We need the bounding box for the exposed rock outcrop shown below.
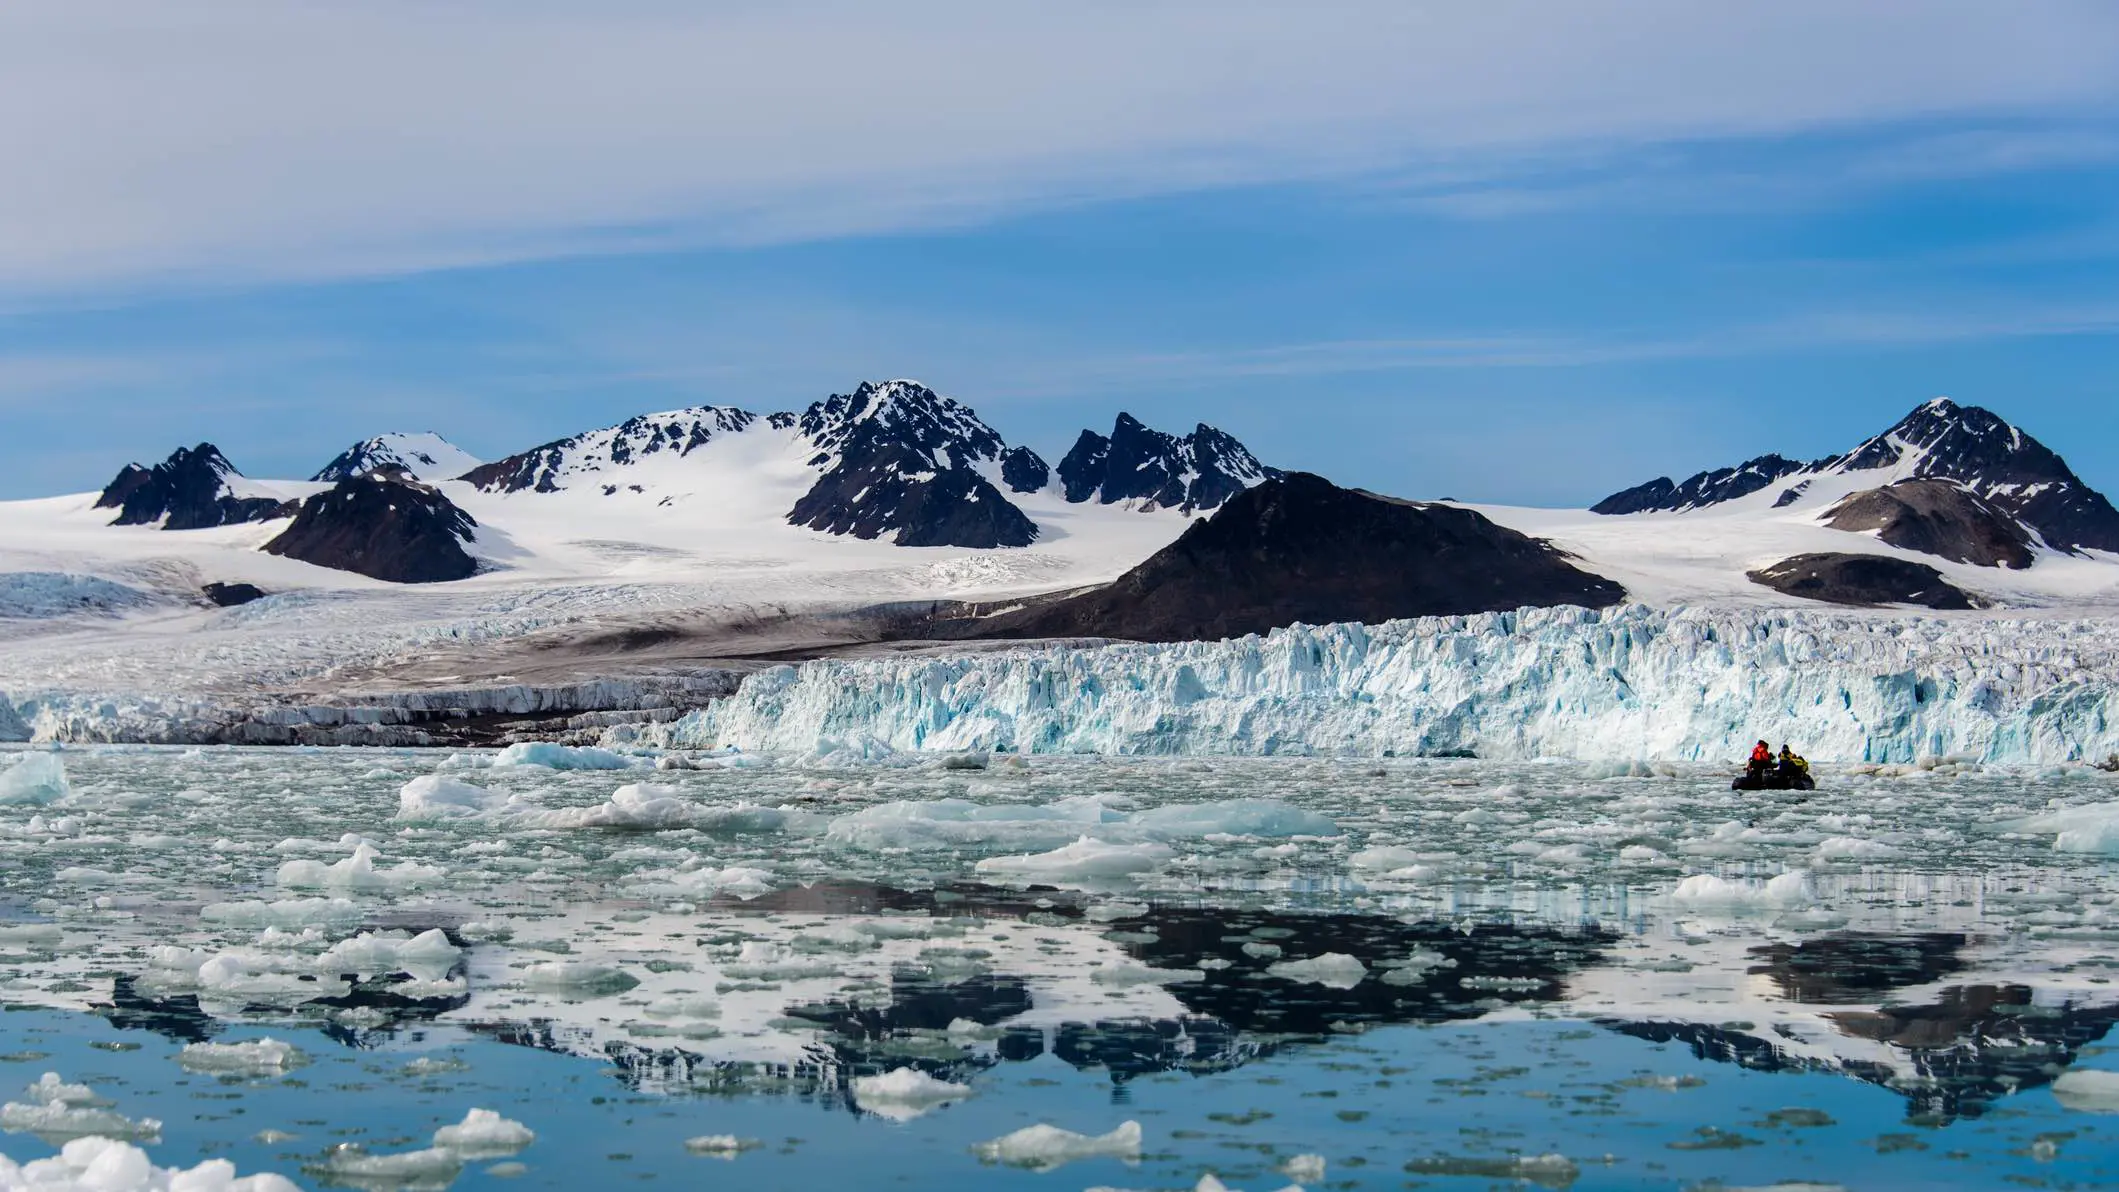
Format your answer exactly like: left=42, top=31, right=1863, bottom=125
left=919, top=472, right=1624, bottom=642
left=1822, top=480, right=2035, bottom=569
left=263, top=476, right=479, bottom=583
left=1747, top=552, right=1975, bottom=610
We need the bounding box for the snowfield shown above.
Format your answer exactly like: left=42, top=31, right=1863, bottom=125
left=645, top=604, right=2119, bottom=764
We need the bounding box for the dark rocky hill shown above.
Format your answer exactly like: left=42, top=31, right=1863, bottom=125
left=263, top=476, right=479, bottom=583
left=1747, top=553, right=1975, bottom=610
left=95, top=444, right=292, bottom=531
left=915, top=473, right=1624, bottom=643
left=1822, top=480, right=2034, bottom=569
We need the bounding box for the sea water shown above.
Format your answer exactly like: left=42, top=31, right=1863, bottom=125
left=1, top=745, right=2116, bottom=1189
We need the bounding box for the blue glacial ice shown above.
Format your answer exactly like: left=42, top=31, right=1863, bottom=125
left=648, top=605, right=2119, bottom=763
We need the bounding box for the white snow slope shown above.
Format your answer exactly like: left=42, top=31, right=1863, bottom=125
left=646, top=604, right=2119, bottom=764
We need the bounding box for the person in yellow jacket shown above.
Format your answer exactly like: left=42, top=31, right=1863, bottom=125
left=1777, top=744, right=1810, bottom=783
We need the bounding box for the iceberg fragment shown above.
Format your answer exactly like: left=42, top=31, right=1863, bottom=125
left=973, top=1121, right=1142, bottom=1171
left=0, top=753, right=67, bottom=806
left=492, top=742, right=636, bottom=770
left=976, top=837, right=1173, bottom=882
left=0, top=1137, right=298, bottom=1192
left=850, top=1068, right=971, bottom=1121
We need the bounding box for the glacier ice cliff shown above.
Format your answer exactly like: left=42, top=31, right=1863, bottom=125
left=646, top=605, right=2119, bottom=764
left=0, top=693, right=27, bottom=743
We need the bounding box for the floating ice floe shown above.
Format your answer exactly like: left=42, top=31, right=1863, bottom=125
left=0, top=754, right=67, bottom=806
left=1266, top=952, right=1368, bottom=989
left=275, top=841, right=443, bottom=891
left=0, top=1137, right=298, bottom=1192
left=850, top=1068, right=972, bottom=1121
left=520, top=961, right=640, bottom=995
left=1281, top=1154, right=1327, bottom=1183
left=2053, top=1068, right=2119, bottom=1113
left=683, top=1135, right=762, bottom=1159
left=972, top=1121, right=1142, bottom=1171
left=2008, top=801, right=2119, bottom=855
left=524, top=783, right=696, bottom=830
left=317, top=929, right=461, bottom=981
left=492, top=742, right=637, bottom=770
left=432, top=1108, right=535, bottom=1158
left=394, top=775, right=522, bottom=820
left=176, top=1038, right=307, bottom=1076
left=826, top=796, right=1333, bottom=853
left=0, top=1073, right=159, bottom=1142
left=1668, top=872, right=1815, bottom=911
left=975, top=838, right=1174, bottom=882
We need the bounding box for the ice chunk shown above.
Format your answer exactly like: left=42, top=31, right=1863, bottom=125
left=2053, top=1068, right=2119, bottom=1113
left=1282, top=1154, right=1327, bottom=1183
left=0, top=1137, right=299, bottom=1192
left=683, top=1135, right=762, bottom=1159
left=1669, top=872, right=1815, bottom=911
left=973, top=1120, right=1142, bottom=1171
left=317, top=929, right=460, bottom=980
left=1349, top=845, right=1423, bottom=871
left=1130, top=799, right=1336, bottom=838
left=1266, top=952, right=1368, bottom=988
left=2009, top=802, right=2119, bottom=855
left=432, top=1108, right=535, bottom=1158
left=176, top=1038, right=307, bottom=1076
left=827, top=797, right=1121, bottom=851
left=526, top=783, right=695, bottom=830
left=850, top=1068, right=972, bottom=1121
left=1814, top=836, right=1898, bottom=862
left=308, top=1145, right=462, bottom=1187
left=521, top=962, right=639, bottom=994
left=275, top=841, right=442, bottom=891
left=975, top=838, right=1173, bottom=881
left=1, top=1073, right=159, bottom=1142
left=493, top=742, right=635, bottom=770
left=395, top=775, right=518, bottom=821
left=0, top=754, right=68, bottom=806
left=200, top=897, right=363, bottom=929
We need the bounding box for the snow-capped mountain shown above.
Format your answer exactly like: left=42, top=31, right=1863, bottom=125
left=313, top=432, right=482, bottom=484
left=464, top=380, right=1048, bottom=548
left=787, top=380, right=1042, bottom=547
left=1594, top=399, right=2119, bottom=554
left=94, top=444, right=293, bottom=531
left=1057, top=414, right=1279, bottom=513
left=462, top=406, right=765, bottom=494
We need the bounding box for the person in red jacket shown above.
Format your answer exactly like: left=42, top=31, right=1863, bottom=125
left=1748, top=740, right=1773, bottom=780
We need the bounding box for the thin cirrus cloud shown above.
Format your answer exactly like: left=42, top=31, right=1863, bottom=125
left=2, top=1, right=2117, bottom=295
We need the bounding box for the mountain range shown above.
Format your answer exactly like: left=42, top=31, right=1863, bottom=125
left=12, top=387, right=2117, bottom=638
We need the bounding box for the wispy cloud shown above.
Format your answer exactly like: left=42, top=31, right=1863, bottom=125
left=2, top=2, right=2117, bottom=296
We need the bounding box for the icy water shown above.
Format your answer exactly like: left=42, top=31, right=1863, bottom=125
left=3, top=746, right=2119, bottom=1190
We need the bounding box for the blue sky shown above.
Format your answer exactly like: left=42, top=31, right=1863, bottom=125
left=3, top=3, right=2119, bottom=506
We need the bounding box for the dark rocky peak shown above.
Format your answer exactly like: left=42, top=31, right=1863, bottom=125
left=313, top=433, right=480, bottom=484
left=264, top=475, right=479, bottom=583
left=94, top=443, right=292, bottom=531
left=1057, top=413, right=1278, bottom=513
left=785, top=381, right=1043, bottom=548
left=463, top=406, right=756, bottom=493
left=795, top=380, right=1011, bottom=473
left=913, top=472, right=1623, bottom=643
left=1590, top=454, right=1805, bottom=516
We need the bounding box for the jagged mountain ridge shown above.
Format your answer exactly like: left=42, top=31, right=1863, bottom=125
left=94, top=444, right=292, bottom=531
left=1594, top=399, right=2119, bottom=554
left=461, top=382, right=1278, bottom=550
left=313, top=433, right=482, bottom=484
left=1058, top=413, right=1280, bottom=513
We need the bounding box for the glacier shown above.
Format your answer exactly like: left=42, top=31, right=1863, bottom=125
left=644, top=604, right=2119, bottom=764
